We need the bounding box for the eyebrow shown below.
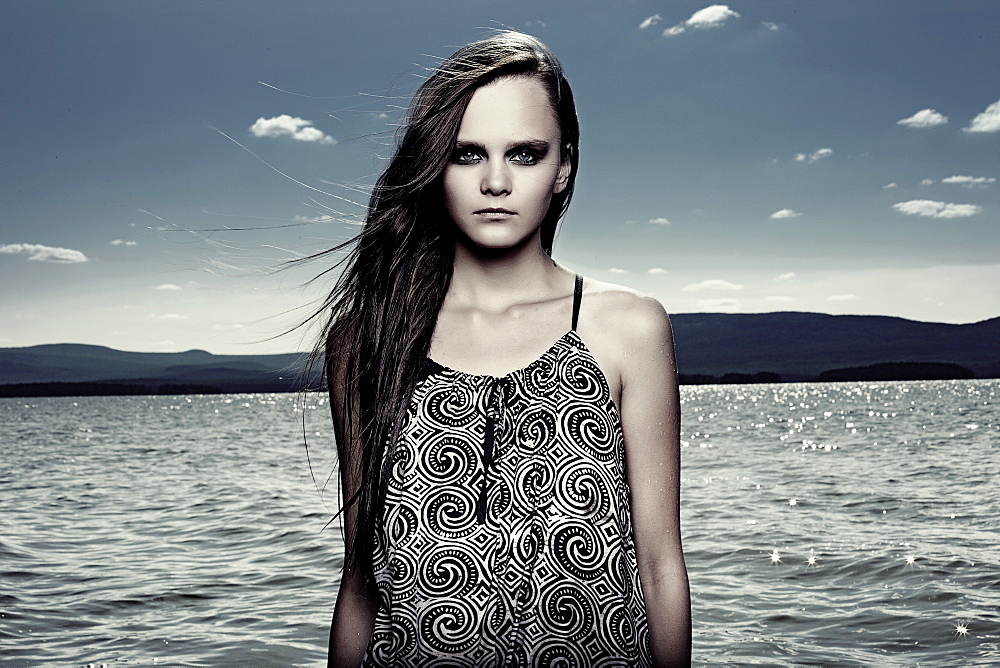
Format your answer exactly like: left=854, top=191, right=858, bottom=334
left=454, top=139, right=552, bottom=153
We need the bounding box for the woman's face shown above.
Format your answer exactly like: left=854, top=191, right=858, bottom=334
left=442, top=76, right=570, bottom=252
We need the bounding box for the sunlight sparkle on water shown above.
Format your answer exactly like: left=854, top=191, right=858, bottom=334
left=806, top=550, right=818, bottom=567
left=769, top=549, right=782, bottom=564
left=954, top=623, right=970, bottom=637
left=905, top=554, right=917, bottom=566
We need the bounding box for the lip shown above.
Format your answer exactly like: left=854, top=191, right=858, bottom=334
left=474, top=207, right=516, bottom=220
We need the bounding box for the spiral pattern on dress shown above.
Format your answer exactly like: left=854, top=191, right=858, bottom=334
left=420, top=598, right=478, bottom=653
left=362, top=329, right=650, bottom=667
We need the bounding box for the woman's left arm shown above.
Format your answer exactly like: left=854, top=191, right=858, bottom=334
left=617, top=295, right=691, bottom=666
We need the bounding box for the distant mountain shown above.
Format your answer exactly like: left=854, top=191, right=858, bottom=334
left=0, top=312, right=997, bottom=396
left=668, top=312, right=999, bottom=381
left=0, top=344, right=310, bottom=390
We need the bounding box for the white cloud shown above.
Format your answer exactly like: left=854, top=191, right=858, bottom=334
left=148, top=340, right=176, bottom=347
left=892, top=199, right=983, bottom=219
left=149, top=313, right=187, bottom=320
left=771, top=209, right=803, bottom=219
left=761, top=21, right=779, bottom=31
left=0, top=243, right=87, bottom=263
left=663, top=4, right=740, bottom=37
left=897, top=108, right=948, bottom=128
left=764, top=295, right=793, bottom=303
left=941, top=175, right=996, bottom=188
left=882, top=182, right=898, bottom=190
left=154, top=283, right=183, bottom=291
left=639, top=14, right=662, bottom=29
left=827, top=294, right=860, bottom=302
left=110, top=239, right=137, bottom=246
left=249, top=115, right=336, bottom=144
left=776, top=272, right=796, bottom=281
left=682, top=279, right=744, bottom=292
left=648, top=217, right=671, bottom=225
left=920, top=178, right=935, bottom=186
left=687, top=4, right=740, bottom=28
left=524, top=19, right=548, bottom=29
left=697, top=298, right=741, bottom=311
left=608, top=267, right=629, bottom=274
left=963, top=99, right=1000, bottom=133
left=648, top=267, right=668, bottom=274
left=211, top=323, right=245, bottom=330
left=794, top=147, right=833, bottom=164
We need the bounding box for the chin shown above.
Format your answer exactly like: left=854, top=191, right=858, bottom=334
left=461, top=230, right=537, bottom=253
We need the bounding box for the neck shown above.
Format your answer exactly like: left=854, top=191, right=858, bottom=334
left=449, top=233, right=565, bottom=309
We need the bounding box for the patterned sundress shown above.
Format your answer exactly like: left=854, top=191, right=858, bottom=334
left=362, top=276, right=650, bottom=666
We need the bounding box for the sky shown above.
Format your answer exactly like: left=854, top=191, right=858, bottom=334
left=2, top=0, right=998, bottom=355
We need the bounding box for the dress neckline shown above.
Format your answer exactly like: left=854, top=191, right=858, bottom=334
left=425, top=329, right=579, bottom=382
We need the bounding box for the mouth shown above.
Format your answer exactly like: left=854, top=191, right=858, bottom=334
left=474, top=207, right=516, bottom=220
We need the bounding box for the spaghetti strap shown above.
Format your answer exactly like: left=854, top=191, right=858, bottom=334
left=571, top=274, right=583, bottom=331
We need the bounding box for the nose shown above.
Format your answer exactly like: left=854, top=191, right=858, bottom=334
left=481, top=160, right=511, bottom=196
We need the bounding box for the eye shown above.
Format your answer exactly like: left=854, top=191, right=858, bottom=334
left=510, top=149, right=541, bottom=166
left=451, top=148, right=482, bottom=165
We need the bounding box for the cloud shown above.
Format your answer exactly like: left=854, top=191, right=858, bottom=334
left=110, top=239, right=137, bottom=246
left=963, top=99, right=1000, bottom=133
left=771, top=209, right=803, bottom=219
left=663, top=4, right=740, bottom=37
left=648, top=217, right=671, bottom=225
left=697, top=298, right=741, bottom=311
left=525, top=19, right=547, bottom=29
left=148, top=313, right=187, bottom=320
left=154, top=283, right=183, bottom=291
left=765, top=295, right=793, bottom=303
left=882, top=183, right=898, bottom=190
left=0, top=243, right=87, bottom=263
left=794, top=147, right=833, bottom=164
left=920, top=178, right=935, bottom=186
left=648, top=267, right=668, bottom=274
left=776, top=272, right=795, bottom=281
left=211, top=323, right=245, bottom=331
left=941, top=175, right=996, bottom=188
left=892, top=199, right=983, bottom=219
left=608, top=267, right=628, bottom=274
left=639, top=14, right=662, bottom=29
left=761, top=21, right=779, bottom=31
left=827, top=294, right=860, bottom=302
left=682, top=279, right=744, bottom=292
left=897, top=108, right=948, bottom=128
left=249, top=115, right=336, bottom=144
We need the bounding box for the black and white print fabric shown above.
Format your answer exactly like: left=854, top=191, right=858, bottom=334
left=362, top=328, right=651, bottom=667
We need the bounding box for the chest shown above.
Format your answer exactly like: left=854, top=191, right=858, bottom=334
left=428, top=304, right=570, bottom=379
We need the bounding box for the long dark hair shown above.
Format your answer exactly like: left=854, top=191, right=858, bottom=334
left=311, top=31, right=580, bottom=591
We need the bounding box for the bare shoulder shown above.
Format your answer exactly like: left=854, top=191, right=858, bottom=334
left=576, top=278, right=676, bottom=393
left=580, top=278, right=673, bottom=347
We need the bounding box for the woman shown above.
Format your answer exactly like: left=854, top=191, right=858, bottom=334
left=323, top=31, right=690, bottom=666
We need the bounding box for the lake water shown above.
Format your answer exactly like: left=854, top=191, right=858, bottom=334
left=2, top=380, right=998, bottom=665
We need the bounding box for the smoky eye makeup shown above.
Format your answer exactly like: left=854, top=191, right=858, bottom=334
left=451, top=143, right=485, bottom=165
left=508, top=141, right=550, bottom=165
left=450, top=140, right=552, bottom=166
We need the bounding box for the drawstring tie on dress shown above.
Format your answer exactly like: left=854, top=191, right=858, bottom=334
left=476, top=377, right=506, bottom=525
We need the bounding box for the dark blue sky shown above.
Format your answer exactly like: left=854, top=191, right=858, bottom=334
left=2, top=1, right=998, bottom=353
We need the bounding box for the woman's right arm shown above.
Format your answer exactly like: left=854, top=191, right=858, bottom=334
left=327, top=345, right=376, bottom=667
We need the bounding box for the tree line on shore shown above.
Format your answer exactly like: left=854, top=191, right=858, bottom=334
left=0, top=361, right=978, bottom=397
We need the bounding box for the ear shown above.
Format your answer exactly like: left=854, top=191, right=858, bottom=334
left=553, top=145, right=572, bottom=194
